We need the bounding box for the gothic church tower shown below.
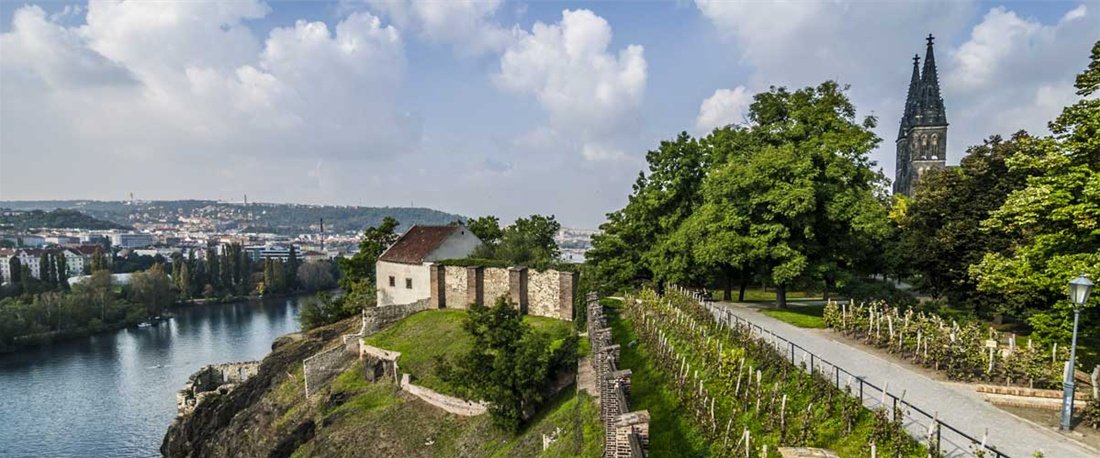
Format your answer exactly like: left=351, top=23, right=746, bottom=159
left=894, top=35, right=948, bottom=196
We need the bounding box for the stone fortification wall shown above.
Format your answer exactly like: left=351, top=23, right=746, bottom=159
left=483, top=267, right=511, bottom=305
left=176, top=361, right=261, bottom=416
left=587, top=293, right=650, bottom=458
left=443, top=266, right=469, bottom=309
left=400, top=373, right=488, bottom=416
left=303, top=345, right=355, bottom=397
left=362, top=299, right=432, bottom=335
left=426, top=264, right=576, bottom=321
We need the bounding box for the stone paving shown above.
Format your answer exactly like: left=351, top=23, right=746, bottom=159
left=713, top=301, right=1096, bottom=458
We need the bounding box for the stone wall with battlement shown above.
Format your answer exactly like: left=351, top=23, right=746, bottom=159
left=587, top=293, right=650, bottom=458
left=428, top=265, right=576, bottom=321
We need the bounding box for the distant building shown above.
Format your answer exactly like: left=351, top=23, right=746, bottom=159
left=111, top=232, right=158, bottom=248
left=244, top=244, right=293, bottom=262
left=45, top=235, right=80, bottom=246
left=375, top=225, right=482, bottom=307
left=894, top=35, right=949, bottom=197
left=0, top=247, right=84, bottom=282
left=302, top=250, right=328, bottom=263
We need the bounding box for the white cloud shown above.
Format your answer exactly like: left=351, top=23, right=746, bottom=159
left=0, top=1, right=415, bottom=200
left=695, top=86, right=752, bottom=133
left=945, top=5, right=1098, bottom=154
left=364, top=0, right=515, bottom=55
left=495, top=9, right=647, bottom=160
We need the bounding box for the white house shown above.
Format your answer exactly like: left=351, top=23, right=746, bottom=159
left=375, top=225, right=482, bottom=307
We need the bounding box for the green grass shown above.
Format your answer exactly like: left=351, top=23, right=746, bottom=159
left=605, top=304, right=711, bottom=457
left=363, top=309, right=574, bottom=396
left=710, top=287, right=818, bottom=303
left=760, top=304, right=826, bottom=328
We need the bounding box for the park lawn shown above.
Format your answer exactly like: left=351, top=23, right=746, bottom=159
left=604, top=300, right=712, bottom=458
left=760, top=304, right=827, bottom=328
left=363, top=308, right=574, bottom=396
left=711, top=287, right=818, bottom=303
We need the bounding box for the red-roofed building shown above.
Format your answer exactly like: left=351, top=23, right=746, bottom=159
left=376, top=224, right=482, bottom=306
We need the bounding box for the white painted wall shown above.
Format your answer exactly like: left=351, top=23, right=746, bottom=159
left=376, top=261, right=432, bottom=307
left=424, top=229, right=483, bottom=262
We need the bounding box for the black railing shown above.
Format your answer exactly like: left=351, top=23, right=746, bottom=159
left=685, top=292, right=1007, bottom=458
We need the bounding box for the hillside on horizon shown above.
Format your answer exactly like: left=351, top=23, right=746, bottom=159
left=0, top=200, right=466, bottom=235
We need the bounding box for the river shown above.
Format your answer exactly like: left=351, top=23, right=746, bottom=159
left=0, top=295, right=306, bottom=458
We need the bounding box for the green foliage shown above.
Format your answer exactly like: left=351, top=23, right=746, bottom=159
left=337, top=217, right=399, bottom=291
left=968, top=41, right=1100, bottom=345
left=0, top=208, right=130, bottom=231
left=589, top=82, right=891, bottom=307
left=439, top=297, right=578, bottom=432
left=495, top=214, right=561, bottom=269
left=298, top=291, right=364, bottom=331
left=128, top=263, right=175, bottom=316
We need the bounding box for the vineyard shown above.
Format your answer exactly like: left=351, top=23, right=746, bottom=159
left=822, top=301, right=1072, bottom=389
left=620, top=289, right=925, bottom=457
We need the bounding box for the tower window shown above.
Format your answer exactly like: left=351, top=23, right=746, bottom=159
left=405, top=278, right=412, bottom=289
left=388, top=276, right=395, bottom=287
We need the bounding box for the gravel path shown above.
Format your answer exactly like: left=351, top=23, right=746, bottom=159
left=708, top=300, right=1095, bottom=458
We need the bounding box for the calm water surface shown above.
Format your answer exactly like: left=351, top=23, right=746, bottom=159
left=0, top=296, right=305, bottom=457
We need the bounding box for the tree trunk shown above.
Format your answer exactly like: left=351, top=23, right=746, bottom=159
left=776, top=284, right=788, bottom=309
left=738, top=273, right=748, bottom=303
left=823, top=272, right=836, bottom=302
left=721, top=264, right=734, bottom=301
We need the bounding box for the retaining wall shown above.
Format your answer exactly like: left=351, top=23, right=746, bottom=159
left=587, top=293, right=650, bottom=458
left=303, top=345, right=355, bottom=397
left=400, top=373, right=488, bottom=416
left=176, top=361, right=260, bottom=416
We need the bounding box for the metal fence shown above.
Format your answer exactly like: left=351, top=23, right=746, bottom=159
left=692, top=295, right=1007, bottom=458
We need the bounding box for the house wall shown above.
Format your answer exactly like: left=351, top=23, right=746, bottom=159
left=424, top=229, right=483, bottom=262
left=376, top=261, right=431, bottom=307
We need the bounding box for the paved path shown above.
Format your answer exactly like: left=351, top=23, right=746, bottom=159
left=708, top=301, right=1094, bottom=458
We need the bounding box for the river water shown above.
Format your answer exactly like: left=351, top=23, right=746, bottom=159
left=0, top=296, right=305, bottom=457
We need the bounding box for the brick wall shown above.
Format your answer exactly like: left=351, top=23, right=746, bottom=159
left=587, top=293, right=650, bottom=458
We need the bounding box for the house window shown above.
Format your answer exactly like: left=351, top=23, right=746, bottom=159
left=405, top=278, right=412, bottom=289
left=388, top=276, right=395, bottom=287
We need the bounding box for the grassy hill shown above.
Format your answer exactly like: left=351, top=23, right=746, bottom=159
left=163, top=313, right=601, bottom=458
left=364, top=309, right=575, bottom=396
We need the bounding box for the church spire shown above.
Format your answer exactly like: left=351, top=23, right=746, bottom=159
left=916, top=34, right=947, bottom=126
left=899, top=54, right=921, bottom=139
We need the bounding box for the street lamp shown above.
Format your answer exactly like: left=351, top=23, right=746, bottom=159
left=1060, top=275, right=1094, bottom=431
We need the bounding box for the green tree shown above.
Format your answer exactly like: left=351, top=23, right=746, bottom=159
left=495, top=214, right=561, bottom=268
left=443, top=297, right=576, bottom=431
left=468, top=216, right=503, bottom=258
left=54, top=252, right=68, bottom=291
left=970, top=41, right=1100, bottom=344
left=8, top=256, right=21, bottom=285
left=178, top=261, right=191, bottom=300
left=900, top=133, right=1040, bottom=315
left=286, top=246, right=300, bottom=290
left=129, top=263, right=175, bottom=316
left=337, top=216, right=400, bottom=291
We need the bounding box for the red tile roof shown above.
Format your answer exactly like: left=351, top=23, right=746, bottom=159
left=378, top=225, right=459, bottom=265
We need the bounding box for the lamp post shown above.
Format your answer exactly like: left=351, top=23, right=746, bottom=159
left=1060, top=275, right=1094, bottom=431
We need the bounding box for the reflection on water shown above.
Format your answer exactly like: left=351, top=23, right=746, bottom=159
left=0, top=296, right=304, bottom=458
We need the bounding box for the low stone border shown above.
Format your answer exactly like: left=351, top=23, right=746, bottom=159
left=400, top=373, right=488, bottom=416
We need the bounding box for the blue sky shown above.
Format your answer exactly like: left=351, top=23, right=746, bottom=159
left=1, top=1, right=1097, bottom=227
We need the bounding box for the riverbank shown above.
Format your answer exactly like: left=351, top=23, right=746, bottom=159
left=0, top=291, right=325, bottom=354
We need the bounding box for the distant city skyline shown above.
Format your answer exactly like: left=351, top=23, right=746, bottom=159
left=1, top=1, right=1097, bottom=227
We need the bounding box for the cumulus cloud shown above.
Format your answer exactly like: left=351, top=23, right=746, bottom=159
left=364, top=0, right=515, bottom=55
left=944, top=5, right=1098, bottom=153
left=1, top=2, right=416, bottom=202
left=495, top=9, right=647, bottom=161
left=695, top=86, right=752, bottom=133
